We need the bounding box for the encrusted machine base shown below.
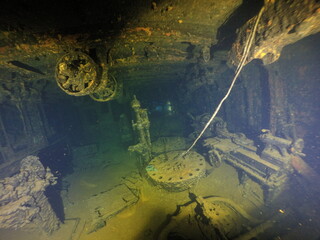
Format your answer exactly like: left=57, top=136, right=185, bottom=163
left=146, top=150, right=206, bottom=191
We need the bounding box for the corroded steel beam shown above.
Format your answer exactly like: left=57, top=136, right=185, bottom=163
left=229, top=0, right=320, bottom=65
left=0, top=0, right=241, bottom=68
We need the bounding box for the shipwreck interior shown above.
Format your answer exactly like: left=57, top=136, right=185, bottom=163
left=0, top=0, right=320, bottom=239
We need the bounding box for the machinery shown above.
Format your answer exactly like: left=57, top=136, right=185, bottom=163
left=203, top=119, right=304, bottom=203
left=156, top=192, right=261, bottom=240
left=55, top=51, right=121, bottom=101
left=146, top=150, right=206, bottom=191
left=128, top=95, right=152, bottom=165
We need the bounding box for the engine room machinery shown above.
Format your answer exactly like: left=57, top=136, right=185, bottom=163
left=203, top=119, right=304, bottom=203
left=55, top=51, right=121, bottom=101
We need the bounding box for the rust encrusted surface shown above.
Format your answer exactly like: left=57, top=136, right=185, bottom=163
left=0, top=0, right=241, bottom=70
left=230, top=0, right=320, bottom=65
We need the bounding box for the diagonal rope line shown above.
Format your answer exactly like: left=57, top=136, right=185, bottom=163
left=182, top=7, right=265, bottom=157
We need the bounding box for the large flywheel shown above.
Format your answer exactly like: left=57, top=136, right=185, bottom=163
left=55, top=52, right=99, bottom=96
left=90, top=72, right=120, bottom=102
left=55, top=51, right=121, bottom=101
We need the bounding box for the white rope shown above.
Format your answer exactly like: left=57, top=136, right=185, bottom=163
left=182, top=7, right=264, bottom=157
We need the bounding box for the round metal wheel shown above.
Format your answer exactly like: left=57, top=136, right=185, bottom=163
left=90, top=73, right=119, bottom=102
left=55, top=52, right=99, bottom=96
left=146, top=150, right=206, bottom=191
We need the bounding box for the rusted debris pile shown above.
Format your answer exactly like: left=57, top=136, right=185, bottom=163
left=0, top=156, right=59, bottom=234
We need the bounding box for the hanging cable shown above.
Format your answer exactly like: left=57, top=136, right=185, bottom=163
left=182, top=6, right=265, bottom=157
